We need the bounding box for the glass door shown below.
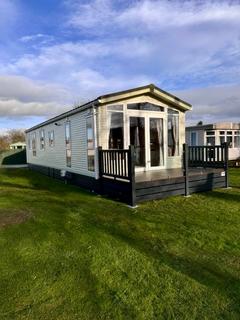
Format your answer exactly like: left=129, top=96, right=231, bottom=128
left=129, top=117, right=146, bottom=168
left=149, top=118, right=164, bottom=168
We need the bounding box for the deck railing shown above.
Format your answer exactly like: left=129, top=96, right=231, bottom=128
left=183, top=143, right=229, bottom=196
left=187, top=143, right=228, bottom=168
left=98, top=146, right=135, bottom=181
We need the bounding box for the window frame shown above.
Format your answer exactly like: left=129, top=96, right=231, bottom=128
left=86, top=116, right=95, bottom=172
left=48, top=130, right=55, bottom=147
left=190, top=131, right=198, bottom=146
left=167, top=108, right=179, bottom=157
left=205, top=130, right=216, bottom=146
left=32, top=132, right=37, bottom=156
left=65, top=121, right=72, bottom=167
left=39, top=129, right=45, bottom=150
left=107, top=106, right=124, bottom=150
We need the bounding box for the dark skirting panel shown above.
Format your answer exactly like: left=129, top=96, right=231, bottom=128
left=135, top=171, right=226, bottom=203
left=28, top=163, right=101, bottom=193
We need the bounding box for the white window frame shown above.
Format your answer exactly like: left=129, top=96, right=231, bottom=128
left=39, top=129, right=45, bottom=150
left=190, top=131, right=198, bottom=146
left=86, top=115, right=95, bottom=172
left=65, top=121, right=71, bottom=167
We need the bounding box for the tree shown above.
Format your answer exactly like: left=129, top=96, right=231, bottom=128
left=0, top=135, right=10, bottom=151
left=0, top=129, right=26, bottom=151
left=7, top=129, right=25, bottom=144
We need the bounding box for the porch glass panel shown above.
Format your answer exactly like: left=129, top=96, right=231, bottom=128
left=108, top=112, right=124, bottom=149
left=150, top=118, right=164, bottom=166
left=130, top=117, right=145, bottom=167
left=127, top=103, right=164, bottom=112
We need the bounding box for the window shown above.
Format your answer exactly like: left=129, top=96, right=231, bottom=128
left=32, top=132, right=36, bottom=156
left=227, top=136, right=233, bottom=147
left=168, top=109, right=179, bottom=156
left=28, top=135, right=31, bottom=149
left=206, top=137, right=215, bottom=146
left=39, top=129, right=45, bottom=150
left=234, top=131, right=240, bottom=148
left=65, top=122, right=71, bottom=167
left=220, top=136, right=225, bottom=145
left=86, top=117, right=95, bottom=171
left=226, top=131, right=233, bottom=147
left=108, top=112, right=124, bottom=149
left=190, top=132, right=197, bottom=146
left=48, top=130, right=54, bottom=147
left=127, top=102, right=164, bottom=112
left=107, top=105, right=123, bottom=111
left=206, top=130, right=215, bottom=146
left=206, top=131, right=215, bottom=136
left=219, top=130, right=237, bottom=148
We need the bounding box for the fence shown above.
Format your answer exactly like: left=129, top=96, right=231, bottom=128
left=188, top=144, right=227, bottom=168
left=183, top=143, right=228, bottom=196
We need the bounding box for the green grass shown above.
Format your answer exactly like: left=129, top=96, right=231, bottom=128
left=0, top=168, right=239, bottom=319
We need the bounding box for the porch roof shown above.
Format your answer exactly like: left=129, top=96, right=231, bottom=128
left=98, top=84, right=192, bottom=111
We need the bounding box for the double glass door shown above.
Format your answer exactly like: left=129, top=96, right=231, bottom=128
left=129, top=114, right=164, bottom=171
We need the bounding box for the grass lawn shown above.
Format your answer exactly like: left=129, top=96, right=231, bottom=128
left=0, top=168, right=239, bottom=319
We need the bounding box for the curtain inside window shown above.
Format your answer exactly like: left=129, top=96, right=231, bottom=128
left=157, top=119, right=164, bottom=166
left=168, top=110, right=179, bottom=157
left=108, top=112, right=124, bottom=149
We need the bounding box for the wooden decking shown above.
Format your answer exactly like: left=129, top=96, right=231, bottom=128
left=135, top=167, right=224, bottom=183
left=98, top=144, right=228, bottom=206
left=135, top=167, right=226, bottom=203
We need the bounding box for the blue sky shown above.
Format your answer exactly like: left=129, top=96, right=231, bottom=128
left=0, top=0, right=240, bottom=131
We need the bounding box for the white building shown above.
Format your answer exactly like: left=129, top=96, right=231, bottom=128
left=9, top=142, right=26, bottom=150
left=186, top=122, right=240, bottom=160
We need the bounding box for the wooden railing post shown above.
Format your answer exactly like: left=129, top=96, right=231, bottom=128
left=223, top=142, right=229, bottom=188
left=183, top=143, right=189, bottom=196
left=128, top=145, right=136, bottom=207
left=98, top=146, right=103, bottom=178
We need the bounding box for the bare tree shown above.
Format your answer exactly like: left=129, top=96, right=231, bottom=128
left=7, top=129, right=26, bottom=144
left=0, top=135, right=10, bottom=151
left=0, top=129, right=26, bottom=151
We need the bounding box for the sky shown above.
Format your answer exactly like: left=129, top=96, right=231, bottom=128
left=0, top=0, right=240, bottom=131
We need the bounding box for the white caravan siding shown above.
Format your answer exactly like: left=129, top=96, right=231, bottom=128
left=27, top=108, right=95, bottom=178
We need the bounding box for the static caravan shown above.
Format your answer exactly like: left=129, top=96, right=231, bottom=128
left=186, top=123, right=240, bottom=160
left=9, top=142, right=26, bottom=150
left=26, top=84, right=228, bottom=206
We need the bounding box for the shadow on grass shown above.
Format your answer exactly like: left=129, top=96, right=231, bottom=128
left=1, top=168, right=240, bottom=316
left=205, top=190, right=240, bottom=203
left=80, top=211, right=240, bottom=316
left=0, top=168, right=97, bottom=200
left=0, top=227, right=137, bottom=319
left=0, top=181, right=36, bottom=191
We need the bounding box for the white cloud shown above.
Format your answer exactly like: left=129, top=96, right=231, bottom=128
left=117, top=1, right=240, bottom=30
left=64, top=0, right=240, bottom=87
left=67, top=0, right=240, bottom=32
left=0, top=75, right=73, bottom=118
left=175, top=85, right=240, bottom=125
left=70, top=68, right=152, bottom=97
left=0, top=75, right=72, bottom=103
left=0, top=99, right=66, bottom=117
left=19, top=34, right=54, bottom=45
